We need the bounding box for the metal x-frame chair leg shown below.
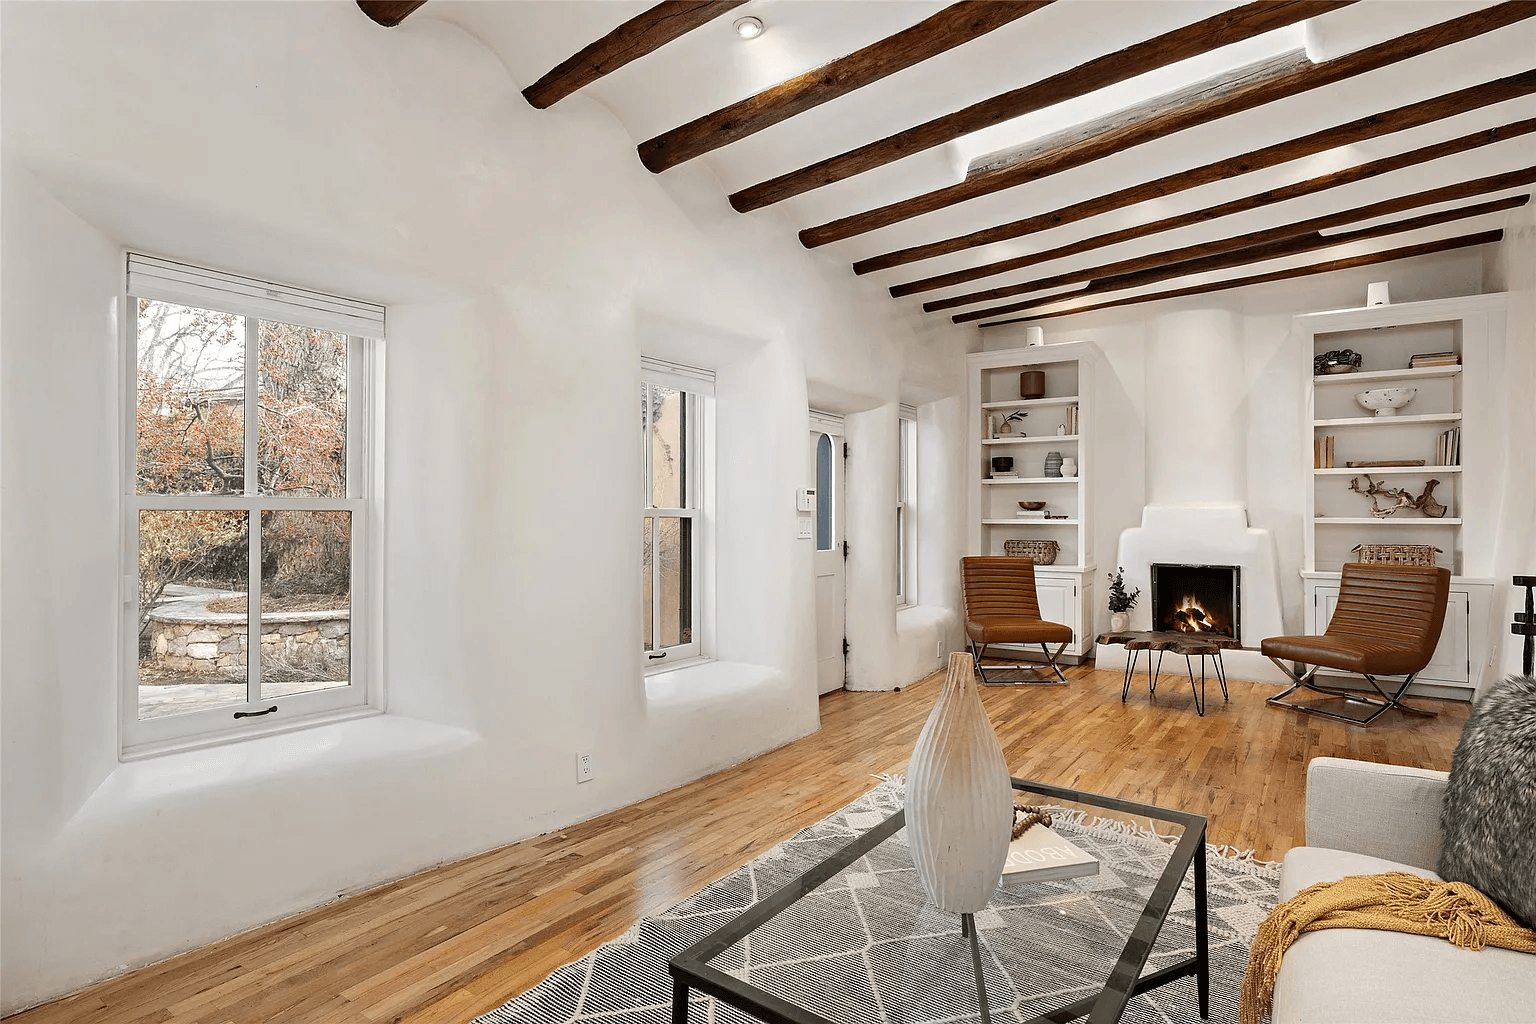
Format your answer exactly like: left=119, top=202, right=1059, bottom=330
left=970, top=638, right=1069, bottom=685
left=1266, top=658, right=1438, bottom=726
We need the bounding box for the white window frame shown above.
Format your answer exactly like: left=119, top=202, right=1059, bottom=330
left=120, top=254, right=384, bottom=759
left=897, top=407, right=918, bottom=608
left=641, top=358, right=712, bottom=669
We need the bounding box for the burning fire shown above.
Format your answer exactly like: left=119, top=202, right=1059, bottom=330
left=1169, top=594, right=1228, bottom=635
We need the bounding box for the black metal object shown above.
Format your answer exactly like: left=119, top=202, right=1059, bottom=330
left=1150, top=563, right=1240, bottom=642
left=1513, top=575, right=1535, bottom=677
left=1118, top=646, right=1229, bottom=717
left=1264, top=660, right=1437, bottom=726
left=669, top=778, right=1210, bottom=1024
left=233, top=705, right=278, bottom=719
left=969, top=637, right=1070, bottom=685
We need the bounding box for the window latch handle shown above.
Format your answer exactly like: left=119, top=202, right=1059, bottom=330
left=648, top=652, right=667, bottom=660
left=234, top=705, right=279, bottom=719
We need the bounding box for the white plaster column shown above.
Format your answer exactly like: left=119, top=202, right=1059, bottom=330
left=1145, top=309, right=1245, bottom=505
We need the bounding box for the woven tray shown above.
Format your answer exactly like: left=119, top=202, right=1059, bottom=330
left=1352, top=543, right=1440, bottom=566
left=1003, top=539, right=1059, bottom=565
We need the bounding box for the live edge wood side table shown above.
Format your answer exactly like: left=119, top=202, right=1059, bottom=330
left=1097, top=631, right=1239, bottom=716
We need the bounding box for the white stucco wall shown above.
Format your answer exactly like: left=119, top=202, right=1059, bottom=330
left=0, top=3, right=966, bottom=1011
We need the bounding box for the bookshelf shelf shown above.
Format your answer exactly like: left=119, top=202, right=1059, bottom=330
left=982, top=477, right=1079, bottom=484
left=1313, top=366, right=1461, bottom=385
left=982, top=518, right=1081, bottom=526
left=1313, top=517, right=1463, bottom=525
left=1313, top=466, right=1461, bottom=475
left=980, top=395, right=1081, bottom=410
left=1313, top=413, right=1463, bottom=427
left=983, top=435, right=1080, bottom=445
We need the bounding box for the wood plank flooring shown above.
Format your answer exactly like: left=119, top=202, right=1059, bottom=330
left=6, top=666, right=1469, bottom=1024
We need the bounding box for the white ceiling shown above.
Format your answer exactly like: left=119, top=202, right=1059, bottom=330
left=428, top=0, right=1536, bottom=327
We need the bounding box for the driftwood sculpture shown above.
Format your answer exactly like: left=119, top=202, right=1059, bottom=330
left=1348, top=475, right=1446, bottom=518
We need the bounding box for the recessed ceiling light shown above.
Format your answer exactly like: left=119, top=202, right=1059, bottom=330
left=733, top=16, right=764, bottom=39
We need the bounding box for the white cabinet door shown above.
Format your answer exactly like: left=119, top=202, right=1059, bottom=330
left=1314, top=587, right=1470, bottom=684
left=1034, top=574, right=1082, bottom=654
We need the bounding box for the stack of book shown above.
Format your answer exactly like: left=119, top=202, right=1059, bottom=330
left=1015, top=508, right=1047, bottom=519
left=1437, top=427, right=1460, bottom=466
left=1064, top=404, right=1079, bottom=435
left=1001, top=823, right=1099, bottom=885
left=1314, top=435, right=1336, bottom=468
left=1410, top=351, right=1460, bottom=369
left=992, top=471, right=1018, bottom=479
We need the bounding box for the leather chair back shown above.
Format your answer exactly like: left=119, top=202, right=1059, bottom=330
left=1327, top=563, right=1451, bottom=663
left=961, top=556, right=1043, bottom=622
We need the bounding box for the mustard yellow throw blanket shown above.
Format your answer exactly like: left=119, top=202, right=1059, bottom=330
left=1240, top=872, right=1536, bottom=1024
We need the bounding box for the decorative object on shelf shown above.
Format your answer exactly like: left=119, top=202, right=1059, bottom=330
left=1349, top=474, right=1447, bottom=518
left=1314, top=349, right=1362, bottom=375
left=1107, top=566, right=1140, bottom=634
left=1056, top=424, right=1066, bottom=436
left=1060, top=457, right=1078, bottom=478
left=1003, top=539, right=1059, bottom=564
left=1354, top=387, right=1417, bottom=416
left=1024, top=326, right=1045, bottom=346
left=1044, top=451, right=1064, bottom=477
left=1346, top=459, right=1426, bottom=468
left=1019, top=370, right=1046, bottom=400
left=1018, top=501, right=1046, bottom=511
left=996, top=410, right=1027, bottom=436
left=991, top=456, right=1014, bottom=475
left=1366, top=281, right=1391, bottom=307
left=1353, top=543, right=1441, bottom=567
left=905, top=651, right=1013, bottom=914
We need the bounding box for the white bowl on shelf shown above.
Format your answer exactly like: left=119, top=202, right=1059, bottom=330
left=1354, top=387, right=1417, bottom=416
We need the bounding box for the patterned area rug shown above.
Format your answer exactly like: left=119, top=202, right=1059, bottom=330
left=477, top=781, right=1278, bottom=1024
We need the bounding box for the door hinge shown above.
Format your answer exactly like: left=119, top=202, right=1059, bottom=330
left=842, top=637, right=849, bottom=659
left=842, top=539, right=849, bottom=560
left=842, top=442, right=849, bottom=459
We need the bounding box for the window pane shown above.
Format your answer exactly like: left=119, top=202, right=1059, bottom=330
left=647, top=384, right=684, bottom=508
left=259, top=510, right=351, bottom=698
left=136, top=299, right=244, bottom=494
left=258, top=321, right=347, bottom=497
left=657, top=516, right=692, bottom=650
left=816, top=434, right=833, bottom=551
left=642, top=517, right=654, bottom=651
left=138, top=510, right=249, bottom=719
left=897, top=506, right=905, bottom=599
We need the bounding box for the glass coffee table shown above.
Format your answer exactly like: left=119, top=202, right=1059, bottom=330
left=669, top=778, right=1209, bottom=1024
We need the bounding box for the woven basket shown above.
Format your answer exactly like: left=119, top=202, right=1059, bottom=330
left=1352, top=543, right=1440, bottom=567
left=1003, top=539, right=1059, bottom=565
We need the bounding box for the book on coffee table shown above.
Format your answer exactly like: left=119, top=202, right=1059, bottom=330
left=1001, top=823, right=1099, bottom=885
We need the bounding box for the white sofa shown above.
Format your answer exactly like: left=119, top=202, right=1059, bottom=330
left=1273, top=757, right=1536, bottom=1023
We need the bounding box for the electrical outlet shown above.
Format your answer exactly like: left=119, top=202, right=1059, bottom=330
left=576, top=751, right=594, bottom=783
left=797, top=516, right=813, bottom=540
left=937, top=640, right=945, bottom=660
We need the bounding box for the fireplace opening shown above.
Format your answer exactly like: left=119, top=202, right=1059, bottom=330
left=1151, top=563, right=1240, bottom=641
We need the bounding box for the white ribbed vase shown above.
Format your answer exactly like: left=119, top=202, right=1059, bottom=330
left=905, top=652, right=1014, bottom=914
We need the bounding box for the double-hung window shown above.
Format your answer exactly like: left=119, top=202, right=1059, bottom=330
left=641, top=357, right=711, bottom=666
left=897, top=407, right=918, bottom=607
left=123, top=254, right=382, bottom=756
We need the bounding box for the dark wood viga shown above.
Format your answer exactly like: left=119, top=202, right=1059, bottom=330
left=1261, top=562, right=1452, bottom=725
left=960, top=556, right=1073, bottom=685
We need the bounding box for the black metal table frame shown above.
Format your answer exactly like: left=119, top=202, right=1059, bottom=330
left=669, top=779, right=1209, bottom=1024
left=1119, top=646, right=1231, bottom=716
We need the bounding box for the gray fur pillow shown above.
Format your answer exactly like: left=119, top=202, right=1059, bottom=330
left=1437, top=674, right=1536, bottom=928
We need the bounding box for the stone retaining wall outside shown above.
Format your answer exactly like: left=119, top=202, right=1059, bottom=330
left=147, top=608, right=349, bottom=679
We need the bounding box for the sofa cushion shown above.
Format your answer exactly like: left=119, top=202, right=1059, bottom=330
left=1273, top=847, right=1536, bottom=1024
left=1438, top=673, right=1536, bottom=929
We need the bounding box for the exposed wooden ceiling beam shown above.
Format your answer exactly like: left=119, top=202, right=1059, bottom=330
left=853, top=70, right=1536, bottom=276
left=637, top=2, right=1051, bottom=173
left=356, top=1, right=427, bottom=27
left=803, top=2, right=1536, bottom=248
left=891, top=118, right=1536, bottom=297
left=523, top=2, right=747, bottom=110
left=931, top=168, right=1536, bottom=314
left=954, top=193, right=1528, bottom=322
left=977, top=230, right=1503, bottom=328
left=727, top=0, right=1351, bottom=212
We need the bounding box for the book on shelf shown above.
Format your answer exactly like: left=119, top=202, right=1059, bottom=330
left=1001, top=823, right=1099, bottom=885
left=1437, top=426, right=1460, bottom=466
left=992, top=472, right=1018, bottom=479
left=1064, top=404, right=1078, bottom=435
left=1410, top=351, right=1460, bottom=368
left=1314, top=436, right=1335, bottom=469
left=1015, top=511, right=1046, bottom=519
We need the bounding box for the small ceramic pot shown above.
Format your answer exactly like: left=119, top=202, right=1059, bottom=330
left=1019, top=370, right=1046, bottom=400
left=1109, top=611, right=1130, bottom=633
left=1060, top=457, right=1077, bottom=478
left=991, top=456, right=1014, bottom=474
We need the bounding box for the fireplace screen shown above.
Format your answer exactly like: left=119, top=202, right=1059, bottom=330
left=1151, top=564, right=1240, bottom=641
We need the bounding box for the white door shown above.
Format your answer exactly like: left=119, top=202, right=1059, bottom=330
left=811, top=431, right=846, bottom=694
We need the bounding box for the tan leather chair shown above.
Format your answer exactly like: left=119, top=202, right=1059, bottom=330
left=961, top=556, right=1074, bottom=685
left=1261, top=562, right=1451, bottom=725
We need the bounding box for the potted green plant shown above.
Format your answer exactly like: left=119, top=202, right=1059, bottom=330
left=1107, top=567, right=1140, bottom=633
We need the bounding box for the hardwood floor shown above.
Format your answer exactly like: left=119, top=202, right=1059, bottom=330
left=6, top=665, right=1469, bottom=1024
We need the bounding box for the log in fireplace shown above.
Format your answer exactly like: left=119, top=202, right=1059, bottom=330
left=1151, top=563, right=1240, bottom=641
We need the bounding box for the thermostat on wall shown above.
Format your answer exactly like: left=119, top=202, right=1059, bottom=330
left=797, top=488, right=817, bottom=513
